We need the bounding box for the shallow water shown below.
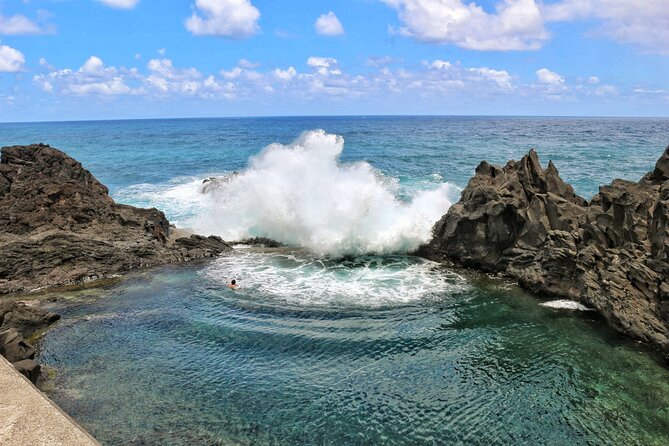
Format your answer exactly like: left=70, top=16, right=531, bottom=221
left=38, top=252, right=669, bottom=446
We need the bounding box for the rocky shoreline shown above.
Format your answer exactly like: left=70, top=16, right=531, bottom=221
left=420, top=145, right=669, bottom=358
left=0, top=144, right=233, bottom=380
left=0, top=144, right=233, bottom=295
left=2, top=142, right=669, bottom=381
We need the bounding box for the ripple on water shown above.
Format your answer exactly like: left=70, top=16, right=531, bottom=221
left=37, top=260, right=669, bottom=446
left=199, top=248, right=470, bottom=307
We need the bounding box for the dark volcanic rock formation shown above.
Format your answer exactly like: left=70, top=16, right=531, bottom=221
left=422, top=147, right=669, bottom=353
left=0, top=301, right=59, bottom=383
left=0, top=144, right=232, bottom=294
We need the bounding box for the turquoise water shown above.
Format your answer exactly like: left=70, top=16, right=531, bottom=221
left=2, top=116, right=668, bottom=198
left=38, top=258, right=669, bottom=445
left=2, top=117, right=669, bottom=444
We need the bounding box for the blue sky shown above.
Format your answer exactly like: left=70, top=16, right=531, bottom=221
left=0, top=0, right=667, bottom=121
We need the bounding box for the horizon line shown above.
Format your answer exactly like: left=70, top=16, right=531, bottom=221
left=2, top=113, right=669, bottom=126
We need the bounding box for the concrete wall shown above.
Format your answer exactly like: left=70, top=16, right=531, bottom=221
left=0, top=355, right=99, bottom=445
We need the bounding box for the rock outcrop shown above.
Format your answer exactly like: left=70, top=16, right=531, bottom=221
left=421, top=147, right=669, bottom=354
left=0, top=301, right=60, bottom=383
left=0, top=144, right=232, bottom=294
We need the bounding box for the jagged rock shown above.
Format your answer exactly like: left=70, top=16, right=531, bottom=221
left=0, top=328, right=35, bottom=363
left=421, top=146, right=669, bottom=353
left=0, top=300, right=60, bottom=338
left=12, top=359, right=41, bottom=384
left=175, top=234, right=231, bottom=251
left=199, top=173, right=239, bottom=194
left=0, top=301, right=60, bottom=383
left=0, top=144, right=232, bottom=294
left=236, top=237, right=284, bottom=247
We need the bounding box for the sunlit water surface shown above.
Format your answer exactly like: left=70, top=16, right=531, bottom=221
left=38, top=250, right=669, bottom=445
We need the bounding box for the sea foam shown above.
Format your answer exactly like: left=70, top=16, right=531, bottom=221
left=540, top=300, right=593, bottom=311
left=194, top=130, right=454, bottom=256
left=202, top=250, right=469, bottom=307
left=116, top=130, right=455, bottom=256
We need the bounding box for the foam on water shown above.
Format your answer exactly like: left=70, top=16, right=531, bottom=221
left=540, top=300, right=593, bottom=311
left=201, top=249, right=469, bottom=306
left=115, top=177, right=212, bottom=228
left=196, top=130, right=455, bottom=255
left=117, top=130, right=456, bottom=256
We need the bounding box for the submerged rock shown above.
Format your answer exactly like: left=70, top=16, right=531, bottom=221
left=421, top=146, right=669, bottom=354
left=0, top=144, right=233, bottom=294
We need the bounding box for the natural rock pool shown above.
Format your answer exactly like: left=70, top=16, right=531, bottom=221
left=38, top=249, right=669, bottom=445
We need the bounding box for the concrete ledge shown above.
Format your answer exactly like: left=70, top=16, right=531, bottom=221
left=0, top=355, right=99, bottom=445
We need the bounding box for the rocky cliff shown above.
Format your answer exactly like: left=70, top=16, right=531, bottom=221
left=421, top=146, right=669, bottom=354
left=0, top=144, right=232, bottom=294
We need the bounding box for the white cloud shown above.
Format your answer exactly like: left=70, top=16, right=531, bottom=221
left=39, top=57, right=56, bottom=70
left=220, top=66, right=242, bottom=79
left=381, top=0, right=669, bottom=55
left=238, top=58, right=260, bottom=68
left=186, top=0, right=260, bottom=38
left=633, top=88, right=667, bottom=95
left=468, top=67, right=513, bottom=89
left=315, top=11, right=345, bottom=36
left=97, top=0, right=139, bottom=9
left=366, top=56, right=394, bottom=67
left=31, top=55, right=637, bottom=108
left=146, top=58, right=237, bottom=98
left=307, top=57, right=341, bottom=76
left=382, top=0, right=549, bottom=51
left=411, top=59, right=516, bottom=94
left=0, top=13, right=49, bottom=35
left=429, top=60, right=452, bottom=70
left=593, top=84, right=617, bottom=96
left=536, top=68, right=564, bottom=85
left=0, top=44, right=25, bottom=72
left=273, top=66, right=297, bottom=81
left=543, top=0, right=669, bottom=55
left=82, top=56, right=105, bottom=73
left=587, top=76, right=600, bottom=84
left=33, top=56, right=139, bottom=95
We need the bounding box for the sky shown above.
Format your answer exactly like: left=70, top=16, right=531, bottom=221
left=0, top=0, right=668, bottom=121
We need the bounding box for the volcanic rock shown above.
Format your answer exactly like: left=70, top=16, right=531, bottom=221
left=0, top=144, right=232, bottom=294
left=0, top=300, right=60, bottom=338
left=0, top=328, right=35, bottom=363
left=12, top=358, right=41, bottom=384
left=421, top=147, right=669, bottom=353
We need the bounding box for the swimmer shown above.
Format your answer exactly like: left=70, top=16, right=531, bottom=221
left=228, top=279, right=237, bottom=290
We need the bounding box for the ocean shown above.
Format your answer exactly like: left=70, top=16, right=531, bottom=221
left=2, top=116, right=669, bottom=445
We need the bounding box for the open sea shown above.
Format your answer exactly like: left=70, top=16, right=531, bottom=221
left=2, top=116, right=669, bottom=445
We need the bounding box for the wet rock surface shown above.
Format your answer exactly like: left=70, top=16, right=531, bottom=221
left=0, top=301, right=58, bottom=383
left=421, top=146, right=669, bottom=354
left=0, top=144, right=232, bottom=294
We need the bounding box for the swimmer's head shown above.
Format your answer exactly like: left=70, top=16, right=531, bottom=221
left=231, top=279, right=236, bottom=285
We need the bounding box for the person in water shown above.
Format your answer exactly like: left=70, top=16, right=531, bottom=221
left=228, top=279, right=237, bottom=290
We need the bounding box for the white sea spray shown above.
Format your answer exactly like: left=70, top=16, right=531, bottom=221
left=194, top=130, right=454, bottom=256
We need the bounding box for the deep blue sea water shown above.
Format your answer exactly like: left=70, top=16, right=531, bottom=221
left=2, top=116, right=669, bottom=445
